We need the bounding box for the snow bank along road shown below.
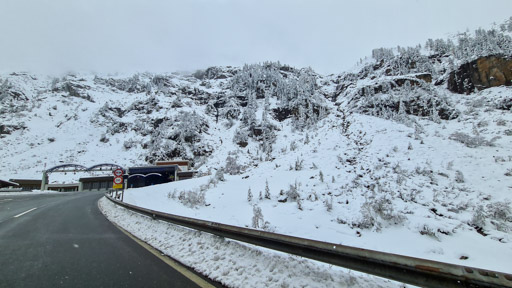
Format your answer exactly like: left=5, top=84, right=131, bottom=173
left=0, top=191, right=218, bottom=288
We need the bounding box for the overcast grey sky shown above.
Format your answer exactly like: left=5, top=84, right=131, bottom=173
left=1, top=0, right=511, bottom=75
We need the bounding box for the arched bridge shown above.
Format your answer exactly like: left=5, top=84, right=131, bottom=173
left=42, top=163, right=125, bottom=190
left=45, top=163, right=125, bottom=173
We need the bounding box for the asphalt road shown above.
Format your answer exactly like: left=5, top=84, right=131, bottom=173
left=0, top=192, right=206, bottom=288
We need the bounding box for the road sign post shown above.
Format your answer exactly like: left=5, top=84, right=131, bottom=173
left=112, top=169, right=124, bottom=201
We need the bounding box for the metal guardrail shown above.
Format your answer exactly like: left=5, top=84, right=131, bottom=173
left=105, top=195, right=512, bottom=288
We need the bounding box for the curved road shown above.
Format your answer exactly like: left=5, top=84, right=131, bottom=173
left=0, top=191, right=213, bottom=288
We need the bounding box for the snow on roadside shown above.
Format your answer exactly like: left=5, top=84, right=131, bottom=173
left=0, top=190, right=62, bottom=196
left=98, top=197, right=409, bottom=288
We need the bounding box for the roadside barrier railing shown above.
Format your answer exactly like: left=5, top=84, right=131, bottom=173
left=105, top=195, right=512, bottom=288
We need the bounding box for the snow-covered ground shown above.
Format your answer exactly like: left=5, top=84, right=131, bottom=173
left=98, top=197, right=409, bottom=288
left=0, top=190, right=61, bottom=196
left=117, top=103, right=512, bottom=274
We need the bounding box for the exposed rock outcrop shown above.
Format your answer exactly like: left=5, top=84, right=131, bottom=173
left=448, top=56, right=512, bottom=94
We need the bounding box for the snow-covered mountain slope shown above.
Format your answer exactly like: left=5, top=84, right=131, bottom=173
left=120, top=86, right=512, bottom=272
left=1, top=21, right=511, bottom=273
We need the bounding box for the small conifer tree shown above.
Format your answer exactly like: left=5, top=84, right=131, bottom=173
left=264, top=180, right=271, bottom=199
left=247, top=187, right=253, bottom=202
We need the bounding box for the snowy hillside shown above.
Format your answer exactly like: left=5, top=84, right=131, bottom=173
left=1, top=18, right=512, bottom=274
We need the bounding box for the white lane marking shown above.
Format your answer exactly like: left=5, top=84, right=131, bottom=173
left=0, top=199, right=13, bottom=203
left=13, top=207, right=38, bottom=218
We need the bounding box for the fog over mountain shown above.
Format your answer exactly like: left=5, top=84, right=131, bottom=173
left=1, top=0, right=511, bottom=75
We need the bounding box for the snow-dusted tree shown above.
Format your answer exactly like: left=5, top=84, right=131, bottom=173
left=145, top=111, right=210, bottom=162
left=252, top=205, right=264, bottom=228
left=247, top=187, right=253, bottom=202
left=229, top=62, right=328, bottom=129
left=0, top=79, right=11, bottom=101
left=205, top=92, right=241, bottom=124
left=372, top=48, right=394, bottom=62
left=264, top=180, right=271, bottom=199
left=240, top=91, right=257, bottom=128
left=225, top=155, right=244, bottom=175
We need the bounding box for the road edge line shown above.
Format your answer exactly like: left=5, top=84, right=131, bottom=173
left=98, top=200, right=217, bottom=288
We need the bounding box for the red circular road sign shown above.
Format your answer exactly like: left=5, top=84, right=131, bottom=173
left=113, top=176, right=123, bottom=185
left=113, top=168, right=123, bottom=177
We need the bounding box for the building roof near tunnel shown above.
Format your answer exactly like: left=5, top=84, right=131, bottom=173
left=0, top=179, right=20, bottom=187
left=128, top=165, right=180, bottom=175
left=8, top=179, right=41, bottom=185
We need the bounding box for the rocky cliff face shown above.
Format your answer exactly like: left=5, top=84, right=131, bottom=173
left=448, top=55, right=512, bottom=94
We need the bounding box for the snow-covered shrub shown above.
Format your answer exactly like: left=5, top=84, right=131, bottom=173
left=356, top=81, right=458, bottom=121
left=99, top=133, right=109, bottom=143
left=455, top=170, right=465, bottom=183
left=297, top=197, right=303, bottom=210
left=417, top=223, right=452, bottom=239
left=371, top=195, right=405, bottom=224
left=281, top=182, right=300, bottom=202
left=471, top=205, right=486, bottom=228
left=251, top=205, right=274, bottom=231
left=324, top=196, right=333, bottom=212
left=355, top=195, right=405, bottom=230
left=233, top=128, right=249, bottom=147
left=169, top=111, right=209, bottom=144
left=294, top=157, right=304, bottom=171
left=178, top=189, right=206, bottom=208
left=486, top=201, right=512, bottom=231
left=496, top=97, right=512, bottom=111
left=252, top=205, right=264, bottom=228
left=471, top=201, right=512, bottom=232
left=449, top=132, right=499, bottom=148
left=214, top=168, right=225, bottom=182
left=94, top=74, right=151, bottom=93
left=496, top=118, right=507, bottom=126
left=123, top=139, right=136, bottom=150
left=289, top=140, right=298, bottom=151
left=225, top=155, right=244, bottom=175
left=446, top=161, right=454, bottom=170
